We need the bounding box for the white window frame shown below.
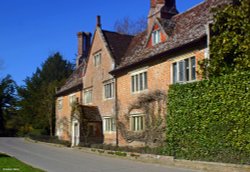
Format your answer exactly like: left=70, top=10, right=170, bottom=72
left=172, top=56, right=196, bottom=84
left=103, top=117, right=116, bottom=133
left=84, top=89, right=92, bottom=105
left=94, top=52, right=101, bottom=66
left=103, top=81, right=115, bottom=100
left=131, top=70, right=148, bottom=94
left=152, top=29, right=161, bottom=45
left=130, top=114, right=145, bottom=132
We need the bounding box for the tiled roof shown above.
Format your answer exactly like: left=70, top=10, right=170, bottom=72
left=102, top=30, right=134, bottom=65
left=56, top=62, right=85, bottom=96
left=112, top=0, right=231, bottom=72
left=81, top=105, right=102, bottom=122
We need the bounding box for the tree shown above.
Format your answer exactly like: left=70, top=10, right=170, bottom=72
left=114, top=16, right=147, bottom=35
left=18, top=52, right=74, bottom=136
left=200, top=0, right=250, bottom=77
left=0, top=75, right=16, bottom=136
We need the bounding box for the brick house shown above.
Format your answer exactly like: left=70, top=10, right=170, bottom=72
left=55, top=0, right=231, bottom=147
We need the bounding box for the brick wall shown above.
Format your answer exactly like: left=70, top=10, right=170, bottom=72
left=56, top=91, right=81, bottom=141
left=116, top=47, right=205, bottom=146
left=83, top=28, right=116, bottom=144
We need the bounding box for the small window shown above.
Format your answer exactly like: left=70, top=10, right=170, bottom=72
left=94, top=53, right=101, bottom=66
left=130, top=115, right=145, bottom=131
left=131, top=71, right=148, bottom=93
left=103, top=117, right=116, bottom=132
left=69, top=95, right=76, bottom=105
left=84, top=90, right=92, bottom=104
left=104, top=82, right=114, bottom=99
left=152, top=30, right=160, bottom=45
left=58, top=99, right=63, bottom=110
left=172, top=56, right=196, bottom=84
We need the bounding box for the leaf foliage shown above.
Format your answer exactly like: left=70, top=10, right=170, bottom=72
left=166, top=71, right=250, bottom=164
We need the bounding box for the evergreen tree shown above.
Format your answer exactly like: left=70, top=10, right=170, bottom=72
left=18, top=52, right=74, bottom=136
left=0, top=75, right=16, bottom=136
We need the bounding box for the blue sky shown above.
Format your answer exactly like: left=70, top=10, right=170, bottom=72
left=0, top=0, right=203, bottom=85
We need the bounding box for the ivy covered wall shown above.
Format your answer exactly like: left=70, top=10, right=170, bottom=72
left=166, top=71, right=250, bottom=164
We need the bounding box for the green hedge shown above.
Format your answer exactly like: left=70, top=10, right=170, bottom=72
left=166, top=71, right=250, bottom=164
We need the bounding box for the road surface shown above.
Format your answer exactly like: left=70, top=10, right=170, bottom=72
left=0, top=138, right=200, bottom=172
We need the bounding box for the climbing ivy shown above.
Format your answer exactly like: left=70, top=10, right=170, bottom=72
left=165, top=71, right=250, bottom=164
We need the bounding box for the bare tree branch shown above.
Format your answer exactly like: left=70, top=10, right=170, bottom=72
left=114, top=16, right=147, bottom=35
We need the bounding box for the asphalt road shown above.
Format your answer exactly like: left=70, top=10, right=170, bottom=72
left=0, top=138, right=200, bottom=172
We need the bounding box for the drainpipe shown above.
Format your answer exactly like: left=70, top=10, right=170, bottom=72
left=114, top=77, right=119, bottom=147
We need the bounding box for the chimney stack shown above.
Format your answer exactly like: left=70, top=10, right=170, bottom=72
left=96, top=15, right=101, bottom=28
left=148, top=0, right=178, bottom=32
left=77, top=32, right=92, bottom=67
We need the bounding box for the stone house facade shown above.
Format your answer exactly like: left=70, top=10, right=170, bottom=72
left=55, top=0, right=231, bottom=147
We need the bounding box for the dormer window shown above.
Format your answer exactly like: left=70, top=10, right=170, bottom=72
left=152, top=30, right=161, bottom=45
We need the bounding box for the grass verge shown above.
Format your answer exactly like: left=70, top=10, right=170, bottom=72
left=0, top=153, right=45, bottom=172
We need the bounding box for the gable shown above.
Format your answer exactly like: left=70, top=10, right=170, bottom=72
left=146, top=22, right=167, bottom=48
left=84, top=28, right=115, bottom=88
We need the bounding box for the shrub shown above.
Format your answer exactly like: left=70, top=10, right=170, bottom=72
left=115, top=151, right=127, bottom=157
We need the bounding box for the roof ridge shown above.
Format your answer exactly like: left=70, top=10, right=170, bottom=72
left=173, top=0, right=206, bottom=18
left=102, top=29, right=135, bottom=37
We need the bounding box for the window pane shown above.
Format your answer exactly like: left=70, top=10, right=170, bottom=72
left=179, top=61, right=184, bottom=82
left=139, top=73, right=143, bottom=90
left=156, top=30, right=160, bottom=43
left=144, top=72, right=148, bottom=89
left=185, top=59, right=190, bottom=81
left=132, top=76, right=135, bottom=92
left=135, top=75, right=139, bottom=92
left=105, top=85, right=108, bottom=98
left=133, top=117, right=136, bottom=131
left=111, top=83, right=114, bottom=98
left=94, top=53, right=101, bottom=66
left=173, top=63, right=177, bottom=84
left=191, top=57, right=196, bottom=80
left=132, top=72, right=147, bottom=93
left=85, top=91, right=92, bottom=104
left=131, top=115, right=145, bottom=131
left=104, top=83, right=114, bottom=99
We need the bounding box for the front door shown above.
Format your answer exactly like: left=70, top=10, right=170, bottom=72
left=71, top=120, right=80, bottom=147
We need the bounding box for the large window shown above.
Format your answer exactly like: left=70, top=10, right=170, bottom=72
left=84, top=90, right=92, bottom=104
left=131, top=71, right=148, bottom=93
left=94, top=53, right=101, bottom=66
left=152, top=30, right=160, bottom=45
left=130, top=114, right=145, bottom=132
left=172, top=57, right=196, bottom=84
left=103, top=117, right=116, bottom=132
left=104, top=82, right=114, bottom=99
